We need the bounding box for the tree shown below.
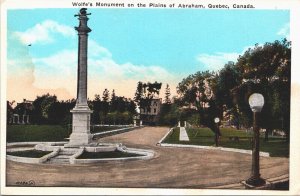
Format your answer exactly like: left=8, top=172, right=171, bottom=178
left=90, top=90, right=136, bottom=125
left=48, top=101, right=69, bottom=124
left=234, top=39, right=291, bottom=141
left=111, top=89, right=116, bottom=102
left=134, top=81, right=143, bottom=105
left=99, top=111, right=105, bottom=125
left=126, top=99, right=136, bottom=115
left=158, top=84, right=173, bottom=125
left=164, top=84, right=171, bottom=104
left=7, top=88, right=137, bottom=126
left=30, top=95, right=75, bottom=125
left=31, top=94, right=57, bottom=124
left=177, top=71, right=222, bottom=145
left=144, top=82, right=162, bottom=111
left=147, top=81, right=162, bottom=97
left=102, top=89, right=110, bottom=118
left=102, top=89, right=110, bottom=102
left=110, top=89, right=117, bottom=112
left=158, top=100, right=180, bottom=126
left=134, top=81, right=162, bottom=125
left=214, top=62, right=242, bottom=129
left=94, top=94, right=101, bottom=101
left=91, top=94, right=102, bottom=124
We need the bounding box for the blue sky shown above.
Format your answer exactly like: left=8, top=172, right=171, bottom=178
left=7, top=8, right=290, bottom=102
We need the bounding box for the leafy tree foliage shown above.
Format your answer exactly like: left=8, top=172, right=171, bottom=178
left=234, top=39, right=291, bottom=141
left=31, top=94, right=57, bottom=124
left=177, top=39, right=290, bottom=143
left=102, top=88, right=110, bottom=118
left=134, top=81, right=143, bottom=105
left=177, top=71, right=222, bottom=145
left=134, top=81, right=162, bottom=125
left=10, top=90, right=136, bottom=126
left=164, top=84, right=171, bottom=104
left=134, top=81, right=162, bottom=110
left=92, top=89, right=136, bottom=125
left=102, top=89, right=110, bottom=102
left=158, top=102, right=180, bottom=126
left=47, top=100, right=75, bottom=125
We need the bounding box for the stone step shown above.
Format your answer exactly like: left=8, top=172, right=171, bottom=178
left=59, top=151, right=76, bottom=155
left=44, top=150, right=76, bottom=164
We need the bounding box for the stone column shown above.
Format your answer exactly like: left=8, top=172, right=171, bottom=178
left=178, top=121, right=180, bottom=127
left=67, top=8, right=93, bottom=147
left=184, top=121, right=187, bottom=127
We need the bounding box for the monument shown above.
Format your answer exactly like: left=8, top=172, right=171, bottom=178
left=66, top=8, right=93, bottom=146
left=7, top=8, right=155, bottom=166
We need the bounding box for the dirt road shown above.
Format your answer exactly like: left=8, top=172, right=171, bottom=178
left=6, top=126, right=289, bottom=188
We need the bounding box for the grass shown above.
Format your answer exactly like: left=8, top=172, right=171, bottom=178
left=6, top=150, right=52, bottom=158
left=259, top=138, right=289, bottom=157
left=163, top=127, right=289, bottom=157
left=216, top=127, right=253, bottom=137
left=6, top=125, right=134, bottom=142
left=77, top=150, right=142, bottom=159
left=7, top=125, right=70, bottom=142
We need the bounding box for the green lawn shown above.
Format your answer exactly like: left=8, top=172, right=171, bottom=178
left=164, top=127, right=289, bottom=157
left=77, top=150, right=142, bottom=159
left=6, top=150, right=52, bottom=158
left=7, top=125, right=70, bottom=142
left=6, top=125, right=133, bottom=142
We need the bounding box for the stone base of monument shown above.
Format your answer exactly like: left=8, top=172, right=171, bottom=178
left=6, top=142, right=155, bottom=165
left=65, top=105, right=93, bottom=147
left=64, top=133, right=94, bottom=148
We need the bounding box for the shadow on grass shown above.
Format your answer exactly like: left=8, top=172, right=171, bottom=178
left=77, top=150, right=142, bottom=159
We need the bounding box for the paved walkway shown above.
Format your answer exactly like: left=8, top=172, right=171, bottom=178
left=179, top=127, right=189, bottom=141
left=6, top=127, right=289, bottom=188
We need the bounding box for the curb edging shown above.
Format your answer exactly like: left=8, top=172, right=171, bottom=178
left=157, top=128, right=270, bottom=157
left=159, top=143, right=270, bottom=157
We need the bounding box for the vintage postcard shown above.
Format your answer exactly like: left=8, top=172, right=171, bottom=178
left=1, top=0, right=300, bottom=195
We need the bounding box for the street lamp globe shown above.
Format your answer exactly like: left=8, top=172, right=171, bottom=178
left=214, top=117, right=220, bottom=123
left=248, top=93, right=264, bottom=112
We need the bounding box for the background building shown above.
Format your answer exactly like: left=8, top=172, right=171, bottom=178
left=140, top=98, right=162, bottom=125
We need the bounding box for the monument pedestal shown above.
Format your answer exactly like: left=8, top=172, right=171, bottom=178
left=65, top=105, right=93, bottom=147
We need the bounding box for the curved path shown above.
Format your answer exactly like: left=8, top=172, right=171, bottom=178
left=6, top=127, right=289, bottom=188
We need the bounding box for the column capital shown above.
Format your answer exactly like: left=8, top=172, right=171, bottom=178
left=75, top=8, right=92, bottom=34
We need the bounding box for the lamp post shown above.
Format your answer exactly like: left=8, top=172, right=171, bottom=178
left=214, top=117, right=220, bottom=147
left=246, top=93, right=266, bottom=186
